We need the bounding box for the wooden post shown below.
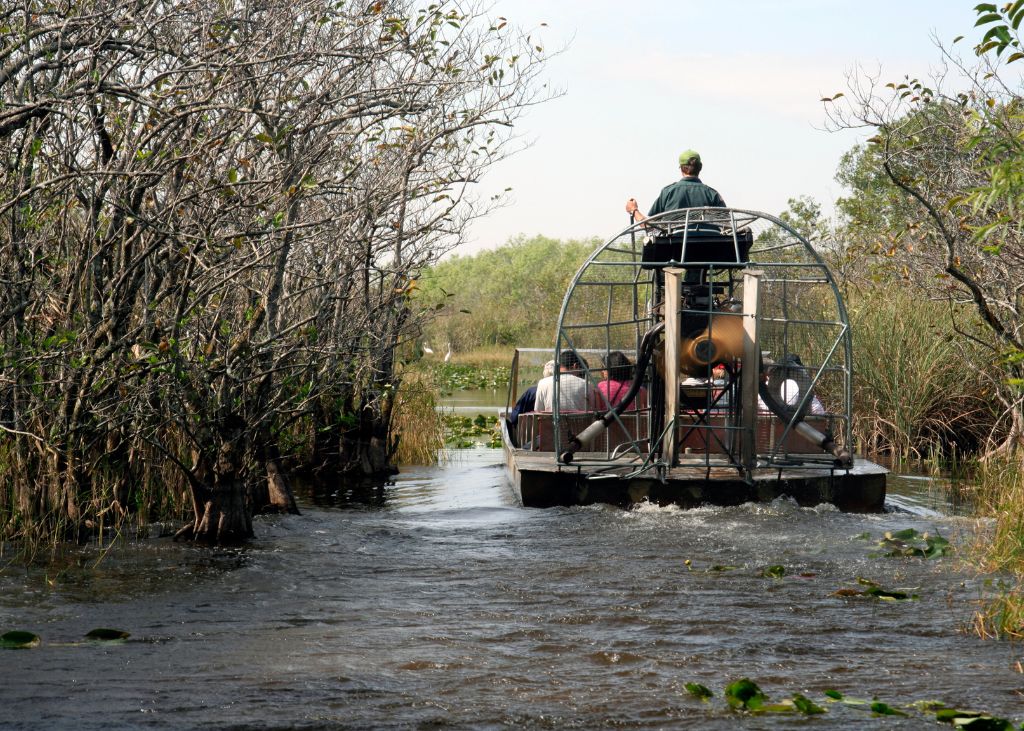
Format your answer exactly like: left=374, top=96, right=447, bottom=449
left=740, top=270, right=763, bottom=476
left=663, top=268, right=683, bottom=466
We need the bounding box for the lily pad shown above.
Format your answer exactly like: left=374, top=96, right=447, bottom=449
left=85, top=628, right=130, bottom=641
left=1, top=630, right=40, bottom=649
left=684, top=682, right=713, bottom=699
left=876, top=528, right=952, bottom=559
left=871, top=701, right=908, bottom=716
left=823, top=689, right=869, bottom=705
left=760, top=565, right=786, bottom=579
left=725, top=678, right=766, bottom=711
left=936, top=709, right=1016, bottom=729
left=832, top=578, right=918, bottom=601
left=792, top=694, right=826, bottom=715
left=708, top=564, right=740, bottom=572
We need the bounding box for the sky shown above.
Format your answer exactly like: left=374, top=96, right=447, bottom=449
left=463, top=0, right=981, bottom=253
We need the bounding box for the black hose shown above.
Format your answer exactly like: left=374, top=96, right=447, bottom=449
left=560, top=323, right=664, bottom=463
left=756, top=357, right=851, bottom=467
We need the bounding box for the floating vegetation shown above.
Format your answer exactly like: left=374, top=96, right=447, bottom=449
left=792, top=694, right=826, bottom=715
left=85, top=628, right=130, bottom=642
left=871, top=701, right=908, bottom=717
left=689, top=682, right=1020, bottom=725
left=832, top=577, right=918, bottom=601
left=722, top=679, right=826, bottom=715
left=760, top=564, right=786, bottom=579
left=875, top=528, right=952, bottom=559
left=430, top=363, right=508, bottom=393
left=442, top=413, right=501, bottom=449
left=684, top=682, right=713, bottom=700
left=724, top=678, right=767, bottom=711
left=707, top=564, right=740, bottom=572
left=1, top=628, right=136, bottom=649
left=0, top=631, right=40, bottom=649
left=935, top=708, right=1017, bottom=729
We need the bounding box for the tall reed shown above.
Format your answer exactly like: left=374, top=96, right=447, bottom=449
left=847, top=286, right=991, bottom=458
left=390, top=371, right=445, bottom=465
left=958, top=458, right=1024, bottom=639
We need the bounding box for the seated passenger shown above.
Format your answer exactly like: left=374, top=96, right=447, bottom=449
left=597, top=351, right=647, bottom=410
left=508, top=360, right=553, bottom=428
left=534, top=350, right=594, bottom=412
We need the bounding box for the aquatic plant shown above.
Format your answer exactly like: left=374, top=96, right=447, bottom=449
left=390, top=371, right=445, bottom=465
left=684, top=683, right=713, bottom=700
left=0, top=631, right=39, bottom=649
left=971, top=579, right=1024, bottom=641
left=442, top=414, right=501, bottom=449
left=875, top=528, right=952, bottom=559
left=724, top=678, right=767, bottom=711
left=935, top=708, right=1017, bottom=729
left=723, top=679, right=827, bottom=715
left=953, top=458, right=1024, bottom=640
left=689, top=681, right=1019, bottom=725
left=1, top=628, right=132, bottom=649
left=844, top=287, right=991, bottom=459
left=428, top=362, right=510, bottom=393
left=832, top=578, right=918, bottom=601
left=84, top=628, right=130, bottom=642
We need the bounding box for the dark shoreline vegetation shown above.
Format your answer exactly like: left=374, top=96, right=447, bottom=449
left=0, top=1, right=550, bottom=549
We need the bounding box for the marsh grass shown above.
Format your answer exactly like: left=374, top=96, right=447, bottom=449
left=848, top=287, right=991, bottom=458
left=963, top=460, right=1024, bottom=571
left=391, top=371, right=445, bottom=465
left=952, top=458, right=1024, bottom=639
left=449, top=345, right=515, bottom=368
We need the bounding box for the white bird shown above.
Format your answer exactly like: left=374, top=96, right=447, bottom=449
left=421, top=342, right=434, bottom=355
left=444, top=342, right=452, bottom=362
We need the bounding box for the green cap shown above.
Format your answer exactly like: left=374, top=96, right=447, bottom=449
left=678, top=149, right=701, bottom=166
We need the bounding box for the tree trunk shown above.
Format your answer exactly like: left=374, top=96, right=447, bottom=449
left=176, top=480, right=253, bottom=545
left=175, top=435, right=253, bottom=545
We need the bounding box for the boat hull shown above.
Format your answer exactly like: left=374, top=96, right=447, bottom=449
left=501, top=418, right=886, bottom=512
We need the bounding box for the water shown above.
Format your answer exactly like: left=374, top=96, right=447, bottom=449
left=439, top=388, right=507, bottom=414
left=1, top=451, right=1022, bottom=730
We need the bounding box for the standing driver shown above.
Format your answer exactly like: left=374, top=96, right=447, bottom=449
left=625, top=149, right=726, bottom=222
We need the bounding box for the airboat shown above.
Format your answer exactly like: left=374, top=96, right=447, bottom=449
left=499, top=207, right=886, bottom=511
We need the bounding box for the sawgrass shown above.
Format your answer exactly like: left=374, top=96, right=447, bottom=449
left=847, top=287, right=991, bottom=459
left=390, top=371, right=445, bottom=465
left=951, top=458, right=1024, bottom=640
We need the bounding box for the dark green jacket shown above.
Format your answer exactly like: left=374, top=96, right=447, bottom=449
left=648, top=176, right=726, bottom=216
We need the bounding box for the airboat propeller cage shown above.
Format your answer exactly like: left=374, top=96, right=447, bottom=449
left=551, top=207, right=855, bottom=474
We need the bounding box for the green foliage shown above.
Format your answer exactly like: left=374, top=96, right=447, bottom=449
left=972, top=2, right=1024, bottom=60
left=845, top=286, right=991, bottom=458
left=0, top=630, right=40, bottom=649
left=418, top=235, right=597, bottom=350
left=875, top=528, right=952, bottom=559
left=442, top=413, right=500, bottom=449
left=684, top=682, right=713, bottom=700
left=429, top=362, right=508, bottom=392
left=791, top=694, right=826, bottom=715
left=391, top=372, right=445, bottom=466
left=871, top=701, right=908, bottom=717
left=832, top=577, right=918, bottom=601
left=724, top=678, right=766, bottom=711
left=84, top=628, right=130, bottom=641
left=935, top=707, right=1016, bottom=729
